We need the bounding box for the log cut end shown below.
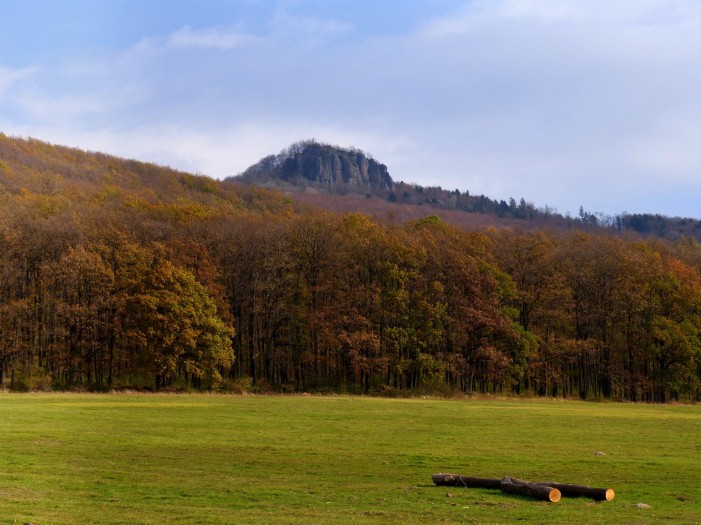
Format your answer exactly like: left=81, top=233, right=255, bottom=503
left=605, top=489, right=615, bottom=501
left=548, top=488, right=562, bottom=503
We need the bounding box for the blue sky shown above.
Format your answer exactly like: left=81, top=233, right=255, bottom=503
left=1, top=0, right=701, bottom=218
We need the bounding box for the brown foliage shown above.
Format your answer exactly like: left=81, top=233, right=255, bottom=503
left=0, top=134, right=699, bottom=400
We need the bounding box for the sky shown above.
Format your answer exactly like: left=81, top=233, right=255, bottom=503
left=1, top=0, right=701, bottom=218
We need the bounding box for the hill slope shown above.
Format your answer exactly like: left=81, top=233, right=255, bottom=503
left=0, top=132, right=295, bottom=214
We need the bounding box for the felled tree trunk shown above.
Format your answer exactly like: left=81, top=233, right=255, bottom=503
left=516, top=479, right=614, bottom=501
left=500, top=477, right=561, bottom=502
left=432, top=473, right=614, bottom=502
left=431, top=474, right=502, bottom=490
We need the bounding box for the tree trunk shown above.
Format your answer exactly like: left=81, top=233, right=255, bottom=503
left=515, top=479, right=614, bottom=501
left=500, top=477, right=561, bottom=502
left=432, top=474, right=502, bottom=490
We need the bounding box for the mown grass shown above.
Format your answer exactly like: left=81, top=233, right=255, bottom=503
left=0, top=394, right=699, bottom=524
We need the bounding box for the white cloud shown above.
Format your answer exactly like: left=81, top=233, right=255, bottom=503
left=491, top=0, right=584, bottom=20
left=14, top=84, right=147, bottom=124
left=269, top=8, right=353, bottom=42
left=166, top=26, right=253, bottom=50
left=422, top=0, right=582, bottom=38
left=132, top=25, right=255, bottom=57
left=424, top=0, right=701, bottom=38
left=408, top=0, right=701, bottom=214
left=131, top=9, right=352, bottom=57
left=0, top=65, right=38, bottom=96
left=624, top=116, right=701, bottom=179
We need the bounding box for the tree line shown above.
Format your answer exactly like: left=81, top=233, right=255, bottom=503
left=1, top=135, right=700, bottom=400
left=217, top=214, right=701, bottom=401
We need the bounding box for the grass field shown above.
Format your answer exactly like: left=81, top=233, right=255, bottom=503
left=0, top=394, right=699, bottom=524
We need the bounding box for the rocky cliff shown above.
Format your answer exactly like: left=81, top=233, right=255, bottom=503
left=232, top=140, right=394, bottom=192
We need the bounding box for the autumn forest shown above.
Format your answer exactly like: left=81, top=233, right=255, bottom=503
left=1, top=134, right=700, bottom=401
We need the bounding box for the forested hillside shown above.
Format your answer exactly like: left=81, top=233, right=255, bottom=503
left=234, top=140, right=701, bottom=241
left=1, top=134, right=700, bottom=401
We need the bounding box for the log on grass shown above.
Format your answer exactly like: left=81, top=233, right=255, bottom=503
left=508, top=477, right=614, bottom=501
left=432, top=473, right=613, bottom=503
left=540, top=482, right=614, bottom=501
left=432, top=473, right=502, bottom=490
left=500, top=477, right=561, bottom=503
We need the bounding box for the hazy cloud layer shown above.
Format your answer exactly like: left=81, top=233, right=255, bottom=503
left=1, top=0, right=700, bottom=217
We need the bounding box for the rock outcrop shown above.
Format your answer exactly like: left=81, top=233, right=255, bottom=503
left=232, top=140, right=394, bottom=192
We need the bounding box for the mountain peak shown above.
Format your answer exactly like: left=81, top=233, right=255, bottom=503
left=232, top=140, right=394, bottom=192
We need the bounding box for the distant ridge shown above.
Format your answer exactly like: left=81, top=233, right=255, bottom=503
left=230, top=139, right=701, bottom=241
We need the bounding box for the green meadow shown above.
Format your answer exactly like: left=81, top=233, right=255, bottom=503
left=0, top=394, right=699, bottom=524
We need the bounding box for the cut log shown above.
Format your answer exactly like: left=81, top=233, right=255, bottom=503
left=500, top=477, right=561, bottom=503
left=432, top=473, right=502, bottom=490
left=508, top=477, right=614, bottom=501
left=539, top=482, right=614, bottom=501
left=432, top=473, right=613, bottom=503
